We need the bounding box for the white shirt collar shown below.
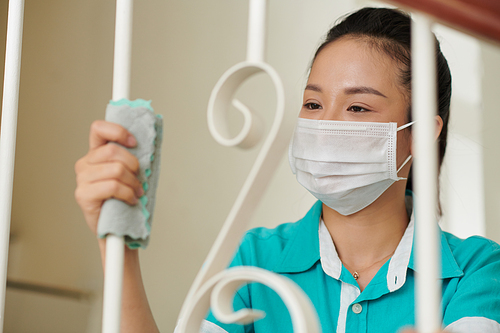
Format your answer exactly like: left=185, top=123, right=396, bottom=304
left=319, top=213, right=415, bottom=292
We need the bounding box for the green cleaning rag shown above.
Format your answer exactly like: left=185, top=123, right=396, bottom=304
left=97, top=99, right=163, bottom=249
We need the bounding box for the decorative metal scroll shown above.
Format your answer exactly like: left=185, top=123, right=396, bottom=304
left=176, top=0, right=321, bottom=332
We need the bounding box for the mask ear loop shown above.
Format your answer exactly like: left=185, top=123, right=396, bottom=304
left=397, top=121, right=416, bottom=131
left=397, top=155, right=413, bottom=180
left=396, top=121, right=415, bottom=180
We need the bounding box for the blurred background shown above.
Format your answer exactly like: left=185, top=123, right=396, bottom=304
left=0, top=0, right=498, bottom=332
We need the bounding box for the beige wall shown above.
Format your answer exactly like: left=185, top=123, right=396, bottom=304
left=1, top=1, right=499, bottom=332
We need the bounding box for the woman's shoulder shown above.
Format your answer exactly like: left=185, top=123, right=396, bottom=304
left=443, top=231, right=500, bottom=272
left=236, top=221, right=306, bottom=265
left=441, top=232, right=500, bottom=329
left=230, top=204, right=322, bottom=271
left=444, top=231, right=500, bottom=254
left=244, top=221, right=303, bottom=243
left=228, top=222, right=300, bottom=272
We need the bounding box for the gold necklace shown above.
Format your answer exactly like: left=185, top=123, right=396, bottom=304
left=346, top=252, right=394, bottom=280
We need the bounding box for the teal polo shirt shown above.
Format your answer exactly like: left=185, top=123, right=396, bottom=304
left=204, top=201, right=500, bottom=332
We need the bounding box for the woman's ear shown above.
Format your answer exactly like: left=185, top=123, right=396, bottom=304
left=408, top=116, right=444, bottom=156
left=435, top=115, right=444, bottom=140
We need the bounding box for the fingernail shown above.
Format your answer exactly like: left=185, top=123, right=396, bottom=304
left=137, top=187, right=144, bottom=197
left=127, top=135, right=137, bottom=147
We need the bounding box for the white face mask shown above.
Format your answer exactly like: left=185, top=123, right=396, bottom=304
left=289, top=118, right=414, bottom=215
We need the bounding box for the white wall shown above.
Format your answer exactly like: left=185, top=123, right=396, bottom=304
left=428, top=26, right=500, bottom=243
left=481, top=41, right=500, bottom=243
left=434, top=24, right=486, bottom=238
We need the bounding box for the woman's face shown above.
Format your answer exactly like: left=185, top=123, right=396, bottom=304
left=300, top=37, right=412, bottom=168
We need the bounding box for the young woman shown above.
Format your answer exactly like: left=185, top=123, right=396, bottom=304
left=75, top=7, right=500, bottom=333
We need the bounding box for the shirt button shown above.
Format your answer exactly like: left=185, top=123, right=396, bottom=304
left=352, top=303, right=363, bottom=314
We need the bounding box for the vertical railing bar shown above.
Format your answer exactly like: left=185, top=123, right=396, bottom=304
left=246, top=0, right=267, bottom=63
left=102, top=235, right=125, bottom=333
left=412, top=13, right=442, bottom=333
left=112, top=0, right=133, bottom=101
left=0, top=0, right=25, bottom=331
left=102, top=1, right=133, bottom=332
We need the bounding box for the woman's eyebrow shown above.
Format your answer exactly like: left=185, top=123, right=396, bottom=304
left=305, top=84, right=322, bottom=93
left=344, top=86, right=387, bottom=98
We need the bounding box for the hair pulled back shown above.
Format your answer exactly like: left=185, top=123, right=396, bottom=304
left=313, top=7, right=452, bottom=191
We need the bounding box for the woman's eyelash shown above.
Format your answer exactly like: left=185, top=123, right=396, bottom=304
left=347, top=105, right=370, bottom=112
left=304, top=102, right=322, bottom=110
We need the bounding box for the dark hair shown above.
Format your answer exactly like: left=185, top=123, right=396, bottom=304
left=313, top=7, right=452, bottom=193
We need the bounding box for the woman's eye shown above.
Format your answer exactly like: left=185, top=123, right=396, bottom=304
left=347, top=105, right=369, bottom=112
left=304, top=102, right=322, bottom=110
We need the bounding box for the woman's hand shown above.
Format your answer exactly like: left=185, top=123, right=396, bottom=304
left=75, top=120, right=144, bottom=236
left=75, top=121, right=160, bottom=332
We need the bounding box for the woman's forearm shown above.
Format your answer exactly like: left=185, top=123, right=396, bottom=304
left=99, top=239, right=160, bottom=333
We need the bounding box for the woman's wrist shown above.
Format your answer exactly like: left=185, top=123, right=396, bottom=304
left=97, top=237, right=141, bottom=271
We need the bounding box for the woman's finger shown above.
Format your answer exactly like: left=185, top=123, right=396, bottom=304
left=76, top=162, right=144, bottom=197
left=75, top=180, right=139, bottom=235
left=83, top=143, right=140, bottom=175
left=75, top=179, right=139, bottom=210
left=89, top=120, right=137, bottom=150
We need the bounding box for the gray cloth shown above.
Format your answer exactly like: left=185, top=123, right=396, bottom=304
left=97, top=100, right=163, bottom=249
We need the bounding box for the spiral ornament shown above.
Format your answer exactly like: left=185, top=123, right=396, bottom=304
left=207, top=62, right=281, bottom=149
left=177, top=0, right=320, bottom=331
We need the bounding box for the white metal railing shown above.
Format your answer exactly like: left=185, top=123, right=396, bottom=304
left=412, top=14, right=441, bottom=333
left=101, top=1, right=134, bottom=333
left=0, top=1, right=25, bottom=332
left=177, top=0, right=320, bottom=331
left=0, top=1, right=473, bottom=333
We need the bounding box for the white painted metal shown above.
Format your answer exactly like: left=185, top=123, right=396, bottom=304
left=412, top=14, right=442, bottom=333
left=0, top=0, right=25, bottom=331
left=179, top=60, right=298, bottom=333
left=246, top=0, right=267, bottom=62
left=210, top=267, right=320, bottom=332
left=207, top=65, right=267, bottom=149
left=178, top=0, right=319, bottom=331
left=102, top=235, right=125, bottom=333
left=102, top=0, right=133, bottom=332
left=112, top=0, right=133, bottom=101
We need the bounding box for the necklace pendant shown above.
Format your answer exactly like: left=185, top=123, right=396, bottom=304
left=353, top=271, right=359, bottom=280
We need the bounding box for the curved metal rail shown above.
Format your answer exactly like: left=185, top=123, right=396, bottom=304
left=176, top=0, right=320, bottom=332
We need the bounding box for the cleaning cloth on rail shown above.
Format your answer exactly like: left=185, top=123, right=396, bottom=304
left=97, top=99, right=163, bottom=249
